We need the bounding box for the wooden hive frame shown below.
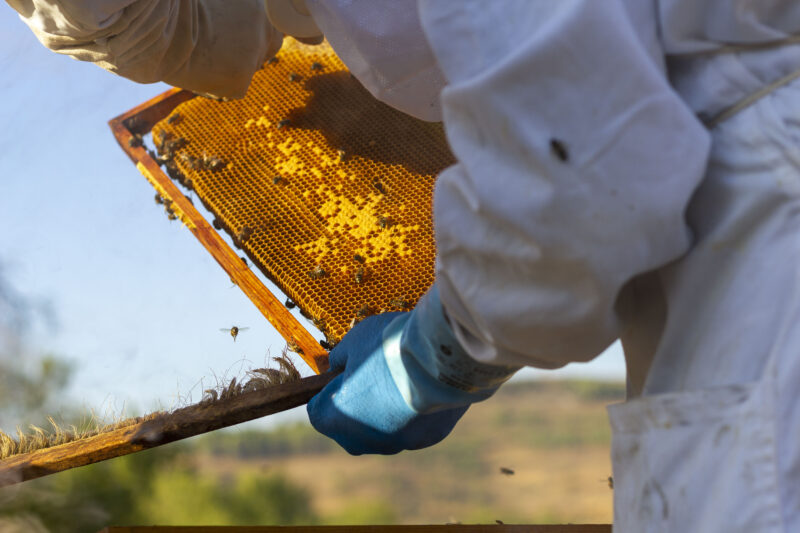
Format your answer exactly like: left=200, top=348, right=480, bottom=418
left=108, top=87, right=329, bottom=374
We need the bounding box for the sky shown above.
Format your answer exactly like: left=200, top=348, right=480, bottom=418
left=0, top=6, right=625, bottom=429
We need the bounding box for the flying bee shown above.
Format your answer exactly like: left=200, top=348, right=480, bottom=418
left=167, top=113, right=182, bottom=125
left=288, top=72, right=300, bottom=82
left=238, top=225, right=253, bottom=243
left=284, top=298, right=296, bottom=309
left=308, top=265, right=326, bottom=279
left=373, top=180, right=386, bottom=194
left=377, top=216, right=393, bottom=229
left=276, top=119, right=291, bottom=130
left=287, top=340, right=303, bottom=354
left=353, top=254, right=365, bottom=263
left=549, top=138, right=569, bottom=163
left=154, top=193, right=164, bottom=205
left=354, top=266, right=365, bottom=284
left=266, top=56, right=279, bottom=65
left=310, top=62, right=323, bottom=71
left=499, top=467, right=515, bottom=476
left=220, top=326, right=249, bottom=342
left=607, top=476, right=614, bottom=490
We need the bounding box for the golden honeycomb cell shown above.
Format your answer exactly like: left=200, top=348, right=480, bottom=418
left=151, top=39, right=454, bottom=344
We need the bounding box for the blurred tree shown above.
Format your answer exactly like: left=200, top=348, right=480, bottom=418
left=0, top=265, right=319, bottom=531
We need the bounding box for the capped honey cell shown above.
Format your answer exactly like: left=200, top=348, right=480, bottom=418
left=151, top=39, right=454, bottom=342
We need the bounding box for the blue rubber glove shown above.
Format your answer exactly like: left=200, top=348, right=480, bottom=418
left=307, top=285, right=519, bottom=455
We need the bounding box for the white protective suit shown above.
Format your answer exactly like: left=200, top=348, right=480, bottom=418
left=9, top=0, right=800, bottom=531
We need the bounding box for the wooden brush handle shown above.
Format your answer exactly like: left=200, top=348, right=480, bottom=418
left=0, top=371, right=339, bottom=487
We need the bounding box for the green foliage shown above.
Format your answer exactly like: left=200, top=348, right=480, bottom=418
left=197, top=423, right=336, bottom=459
left=322, top=500, right=396, bottom=525
left=138, top=468, right=315, bottom=526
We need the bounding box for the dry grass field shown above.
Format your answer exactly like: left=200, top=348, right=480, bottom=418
left=195, top=380, right=624, bottom=525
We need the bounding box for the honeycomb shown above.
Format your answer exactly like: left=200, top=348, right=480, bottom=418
left=151, top=39, right=454, bottom=344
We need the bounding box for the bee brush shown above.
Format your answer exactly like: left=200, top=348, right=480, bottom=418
left=0, top=371, right=338, bottom=487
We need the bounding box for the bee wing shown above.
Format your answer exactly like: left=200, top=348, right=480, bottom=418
left=219, top=328, right=232, bottom=333
left=238, top=327, right=250, bottom=332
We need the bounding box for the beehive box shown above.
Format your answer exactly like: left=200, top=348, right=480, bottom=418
left=111, top=39, right=454, bottom=373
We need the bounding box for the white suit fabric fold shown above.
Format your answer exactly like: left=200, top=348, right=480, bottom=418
left=418, top=0, right=711, bottom=370
left=5, top=0, right=282, bottom=98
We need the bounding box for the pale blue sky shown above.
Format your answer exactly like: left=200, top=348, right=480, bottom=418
left=0, top=5, right=624, bottom=428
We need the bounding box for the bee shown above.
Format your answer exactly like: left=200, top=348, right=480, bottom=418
left=337, top=148, right=346, bottom=162
left=356, top=304, right=370, bottom=318
left=354, top=266, right=365, bottom=284
left=154, top=193, right=164, bottom=205
left=220, top=325, right=250, bottom=342
left=353, top=254, right=365, bottom=263
left=202, top=154, right=226, bottom=172
left=440, top=344, right=453, bottom=355
left=266, top=56, right=279, bottom=65
left=288, top=72, right=300, bottom=82
left=310, top=62, right=323, bottom=71
left=549, top=138, right=569, bottom=163
left=272, top=175, right=285, bottom=185
left=308, top=265, right=326, bottom=279
left=319, top=339, right=333, bottom=350
left=238, top=225, right=253, bottom=243
left=373, top=181, right=386, bottom=194
left=389, top=298, right=409, bottom=309
left=167, top=211, right=178, bottom=221
left=499, top=467, right=515, bottom=476
left=495, top=521, right=504, bottom=525
left=284, top=298, right=296, bottom=309
left=287, top=340, right=303, bottom=354
left=299, top=307, right=312, bottom=319
left=212, top=218, right=223, bottom=230
left=241, top=256, right=248, bottom=266
left=377, top=216, right=393, bottom=229
left=276, top=119, right=291, bottom=130
left=167, top=113, right=183, bottom=125
left=348, top=317, right=360, bottom=330
left=607, top=476, right=614, bottom=490
left=128, top=134, right=143, bottom=148
left=179, top=152, right=200, bottom=170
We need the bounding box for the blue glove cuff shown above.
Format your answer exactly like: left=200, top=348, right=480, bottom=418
left=384, top=285, right=519, bottom=414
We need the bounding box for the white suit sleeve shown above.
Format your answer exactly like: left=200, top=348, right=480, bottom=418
left=6, top=0, right=283, bottom=98
left=418, top=0, right=712, bottom=369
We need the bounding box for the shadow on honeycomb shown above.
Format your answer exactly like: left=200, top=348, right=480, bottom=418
left=152, top=39, right=454, bottom=345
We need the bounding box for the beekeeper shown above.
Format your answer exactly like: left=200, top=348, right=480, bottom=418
left=8, top=1, right=800, bottom=531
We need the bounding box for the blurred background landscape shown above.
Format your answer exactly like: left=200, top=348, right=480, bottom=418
left=1, top=270, right=619, bottom=530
